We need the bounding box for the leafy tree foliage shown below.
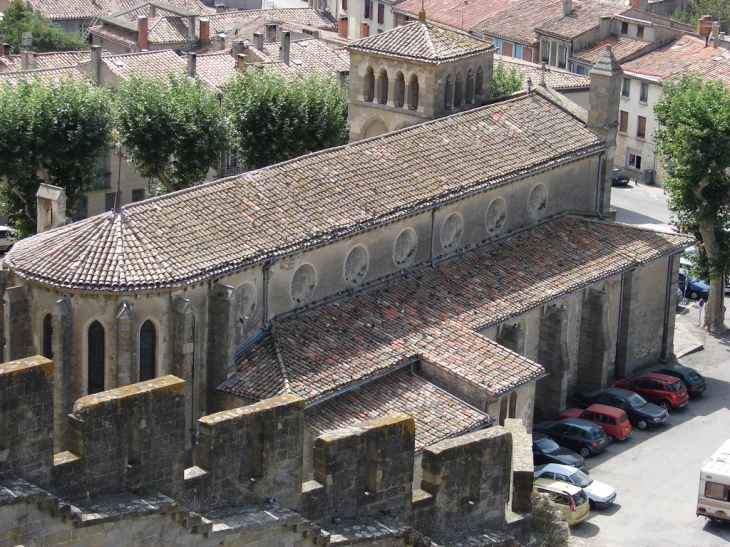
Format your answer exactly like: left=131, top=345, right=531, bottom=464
left=669, top=0, right=730, bottom=32
left=491, top=60, right=523, bottom=98
left=115, top=73, right=230, bottom=193
left=0, top=76, right=113, bottom=235
left=224, top=70, right=348, bottom=170
left=0, top=1, right=87, bottom=54
left=654, top=74, right=730, bottom=333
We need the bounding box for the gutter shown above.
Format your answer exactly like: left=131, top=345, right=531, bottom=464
left=595, top=152, right=606, bottom=220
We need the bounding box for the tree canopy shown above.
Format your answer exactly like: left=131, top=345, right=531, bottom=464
left=654, top=73, right=730, bottom=333
left=223, top=70, right=348, bottom=170
left=115, top=73, right=230, bottom=193
left=491, top=60, right=523, bottom=98
left=0, top=1, right=87, bottom=53
left=0, top=76, right=113, bottom=235
left=669, top=0, right=730, bottom=32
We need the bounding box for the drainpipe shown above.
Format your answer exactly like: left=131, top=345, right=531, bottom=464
left=595, top=152, right=606, bottom=220
left=660, top=256, right=672, bottom=360
left=262, top=258, right=276, bottom=329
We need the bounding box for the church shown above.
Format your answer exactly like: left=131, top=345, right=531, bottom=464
left=2, top=19, right=690, bottom=475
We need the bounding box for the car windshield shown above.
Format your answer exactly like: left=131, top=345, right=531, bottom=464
left=688, top=371, right=703, bottom=383
left=666, top=381, right=683, bottom=392
left=626, top=392, right=648, bottom=408
left=572, top=490, right=587, bottom=506
left=535, top=437, right=560, bottom=453
left=619, top=413, right=628, bottom=423
left=571, top=469, right=593, bottom=488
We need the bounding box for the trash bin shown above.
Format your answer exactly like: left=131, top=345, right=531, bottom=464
left=644, top=169, right=655, bottom=185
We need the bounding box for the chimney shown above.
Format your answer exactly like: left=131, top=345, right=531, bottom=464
left=213, top=33, right=226, bottom=51
left=232, top=40, right=246, bottom=58
left=266, top=23, right=277, bottom=42
left=418, top=9, right=426, bottom=22
left=187, top=15, right=196, bottom=47
left=563, top=0, right=571, bottom=16
left=187, top=52, right=197, bottom=76
left=149, top=4, right=155, bottom=17
left=36, top=183, right=67, bottom=233
left=338, top=16, right=348, bottom=37
left=20, top=50, right=28, bottom=71
left=253, top=32, right=264, bottom=51
left=0, top=43, right=9, bottom=56
left=137, top=15, right=149, bottom=51
left=697, top=14, right=712, bottom=36
left=236, top=53, right=246, bottom=70
left=360, top=21, right=369, bottom=38
left=587, top=45, right=623, bottom=217
left=629, top=0, right=639, bottom=8
left=200, top=17, right=210, bottom=43
left=91, top=44, right=102, bottom=85
left=279, top=31, right=290, bottom=65
left=712, top=22, right=721, bottom=48
left=215, top=2, right=227, bottom=12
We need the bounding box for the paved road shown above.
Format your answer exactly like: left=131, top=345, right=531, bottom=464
left=610, top=183, right=672, bottom=227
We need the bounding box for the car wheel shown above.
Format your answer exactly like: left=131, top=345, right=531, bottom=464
left=659, top=400, right=672, bottom=411
left=637, top=419, right=648, bottom=430
left=607, top=434, right=615, bottom=443
left=690, top=290, right=699, bottom=300
left=589, top=499, right=596, bottom=510
left=580, top=447, right=591, bottom=458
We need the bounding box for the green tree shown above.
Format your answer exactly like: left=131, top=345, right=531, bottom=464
left=0, top=76, right=113, bottom=235
left=669, top=0, right=730, bottom=32
left=224, top=70, right=348, bottom=170
left=491, top=60, right=523, bottom=98
left=115, top=73, right=230, bottom=193
left=654, top=74, right=730, bottom=334
left=0, top=1, right=87, bottom=54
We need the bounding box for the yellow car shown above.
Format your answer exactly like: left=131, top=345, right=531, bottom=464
left=534, top=477, right=590, bottom=526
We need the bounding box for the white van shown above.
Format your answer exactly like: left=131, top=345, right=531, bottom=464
left=697, top=439, right=730, bottom=524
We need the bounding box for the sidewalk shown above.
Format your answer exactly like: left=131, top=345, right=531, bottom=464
left=673, top=300, right=705, bottom=358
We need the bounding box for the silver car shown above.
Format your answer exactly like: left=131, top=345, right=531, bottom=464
left=534, top=463, right=617, bottom=509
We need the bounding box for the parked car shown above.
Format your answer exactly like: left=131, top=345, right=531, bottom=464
left=615, top=372, right=689, bottom=411
left=533, top=418, right=609, bottom=458
left=533, top=478, right=590, bottom=526
left=534, top=463, right=617, bottom=509
left=612, top=165, right=630, bottom=186
left=656, top=364, right=706, bottom=397
left=0, top=226, right=16, bottom=252
left=575, top=387, right=668, bottom=430
left=532, top=432, right=585, bottom=469
left=678, top=268, right=710, bottom=301
left=559, top=404, right=632, bottom=442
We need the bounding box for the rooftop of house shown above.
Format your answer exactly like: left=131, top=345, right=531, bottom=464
left=247, top=38, right=349, bottom=78
left=495, top=55, right=590, bottom=90
left=621, top=35, right=730, bottom=85
left=24, top=0, right=210, bottom=21
left=0, top=66, right=87, bottom=86
left=1, top=51, right=96, bottom=72
left=6, top=92, right=606, bottom=292
left=194, top=50, right=240, bottom=89
left=220, top=215, right=690, bottom=405
left=90, top=14, right=203, bottom=47
left=392, top=0, right=516, bottom=33
left=535, top=0, right=623, bottom=41
left=205, top=9, right=336, bottom=38
left=348, top=21, right=496, bottom=63
left=101, top=49, right=187, bottom=79
left=0, top=55, right=21, bottom=72
left=305, top=368, right=492, bottom=451
left=571, top=34, right=652, bottom=65
left=470, top=0, right=565, bottom=46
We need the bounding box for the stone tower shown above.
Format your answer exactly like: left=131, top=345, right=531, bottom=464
left=347, top=13, right=497, bottom=141
left=587, top=45, right=623, bottom=217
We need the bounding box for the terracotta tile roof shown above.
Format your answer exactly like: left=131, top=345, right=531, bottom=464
left=6, top=93, right=606, bottom=291
left=571, top=34, right=652, bottom=65
left=535, top=0, right=621, bottom=41
left=392, top=0, right=515, bottom=32
left=258, top=39, right=349, bottom=78
left=26, top=0, right=209, bottom=20
left=35, top=50, right=93, bottom=69
left=494, top=55, right=590, bottom=90
left=102, top=49, right=187, bottom=80
left=621, top=35, right=730, bottom=85
left=91, top=15, right=203, bottom=47
left=0, top=56, right=21, bottom=72
left=89, top=24, right=138, bottom=48
left=305, top=369, right=491, bottom=451
left=470, top=0, right=564, bottom=45
left=221, top=216, right=691, bottom=403
left=194, top=51, right=239, bottom=89
left=0, top=67, right=86, bottom=86
left=349, top=21, right=495, bottom=63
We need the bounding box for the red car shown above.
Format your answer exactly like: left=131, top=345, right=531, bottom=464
left=559, top=404, right=632, bottom=442
left=614, top=372, right=689, bottom=411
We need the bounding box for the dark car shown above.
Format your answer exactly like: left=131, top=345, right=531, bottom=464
left=532, top=432, right=585, bottom=469
left=534, top=418, right=609, bottom=458
left=678, top=268, right=710, bottom=301
left=656, top=364, right=706, bottom=397
left=575, top=387, right=668, bottom=430
left=615, top=372, right=689, bottom=411
left=611, top=165, right=630, bottom=186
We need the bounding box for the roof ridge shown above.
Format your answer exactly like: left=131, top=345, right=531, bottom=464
left=422, top=23, right=438, bottom=58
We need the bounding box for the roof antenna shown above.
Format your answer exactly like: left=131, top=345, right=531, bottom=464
left=114, top=146, right=125, bottom=214
left=419, top=0, right=426, bottom=22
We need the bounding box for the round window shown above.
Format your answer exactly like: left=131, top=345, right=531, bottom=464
left=440, top=213, right=464, bottom=250
left=393, top=229, right=417, bottom=267
left=485, top=198, right=506, bottom=233
left=290, top=264, right=316, bottom=304
left=528, top=184, right=548, bottom=220
left=344, top=246, right=369, bottom=285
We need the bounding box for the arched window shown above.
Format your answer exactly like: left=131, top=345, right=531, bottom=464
left=139, top=320, right=156, bottom=382
left=364, top=66, right=375, bottom=102
left=475, top=67, right=484, bottom=97
left=42, top=313, right=52, bottom=359
left=394, top=72, right=405, bottom=108
left=378, top=69, right=389, bottom=105
left=409, top=74, right=419, bottom=110
left=466, top=69, right=474, bottom=103
left=88, top=321, right=105, bottom=394
left=444, top=74, right=453, bottom=110
left=454, top=72, right=463, bottom=107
